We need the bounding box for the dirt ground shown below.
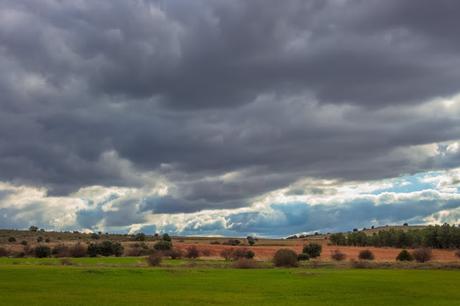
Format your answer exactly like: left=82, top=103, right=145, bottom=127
left=174, top=242, right=458, bottom=261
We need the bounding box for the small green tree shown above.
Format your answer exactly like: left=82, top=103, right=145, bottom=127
left=34, top=245, right=51, bottom=258
left=303, top=243, right=322, bottom=258
left=396, top=249, right=413, bottom=261
left=133, top=233, right=146, bottom=241
left=154, top=240, right=172, bottom=251
left=8, top=237, right=16, bottom=243
left=29, top=225, right=38, bottom=232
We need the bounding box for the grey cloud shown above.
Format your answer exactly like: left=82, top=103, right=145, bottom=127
left=1, top=0, right=460, bottom=219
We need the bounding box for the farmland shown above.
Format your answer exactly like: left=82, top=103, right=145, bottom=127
left=1, top=228, right=460, bottom=305
left=1, top=259, right=460, bottom=305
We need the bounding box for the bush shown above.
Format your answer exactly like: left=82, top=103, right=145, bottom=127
left=29, top=225, right=38, bottom=232
left=60, top=258, right=73, bottom=266
left=185, top=246, right=200, bottom=259
left=201, top=248, right=212, bottom=257
left=412, top=248, right=432, bottom=263
left=125, top=243, right=151, bottom=256
left=273, top=249, right=298, bottom=267
left=231, top=248, right=255, bottom=260
left=358, top=249, right=375, bottom=260
left=455, top=249, right=460, bottom=259
left=233, top=258, right=258, bottom=269
left=154, top=240, right=172, bottom=251
left=220, top=248, right=234, bottom=260
left=247, top=236, right=256, bottom=246
left=350, top=259, right=371, bottom=269
left=34, top=245, right=51, bottom=258
left=330, top=250, right=346, bottom=261
left=162, top=233, right=171, bottom=242
left=8, top=237, right=16, bottom=243
left=396, top=249, right=414, bottom=261
left=303, top=243, right=322, bottom=258
left=0, top=247, right=9, bottom=257
left=168, top=248, right=183, bottom=259
left=133, top=233, right=146, bottom=241
left=146, top=252, right=162, bottom=266
left=210, top=241, right=220, bottom=245
left=90, top=233, right=100, bottom=240
left=297, top=253, right=310, bottom=261
left=223, top=239, right=241, bottom=246
left=87, top=241, right=123, bottom=257
left=36, top=236, right=43, bottom=243
left=52, top=244, right=70, bottom=257
left=45, top=238, right=51, bottom=243
left=69, top=243, right=87, bottom=257
left=21, top=240, right=28, bottom=246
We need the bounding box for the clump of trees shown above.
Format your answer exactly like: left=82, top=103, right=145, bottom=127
left=329, top=224, right=460, bottom=249
left=88, top=241, right=124, bottom=257
left=220, top=248, right=255, bottom=260
left=302, top=243, right=322, bottom=258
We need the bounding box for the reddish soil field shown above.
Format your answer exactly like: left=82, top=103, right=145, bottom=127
left=175, top=242, right=458, bottom=261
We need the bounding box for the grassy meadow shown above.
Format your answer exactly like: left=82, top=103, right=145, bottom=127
left=1, top=258, right=460, bottom=305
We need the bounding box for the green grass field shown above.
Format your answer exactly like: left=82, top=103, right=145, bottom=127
left=1, top=258, right=460, bottom=305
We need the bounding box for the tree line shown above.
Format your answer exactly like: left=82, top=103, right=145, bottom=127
left=329, top=224, right=460, bottom=249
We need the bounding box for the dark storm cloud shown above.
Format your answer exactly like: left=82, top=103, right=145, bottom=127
left=1, top=0, right=460, bottom=217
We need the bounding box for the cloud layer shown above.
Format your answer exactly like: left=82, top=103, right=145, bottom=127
left=1, top=0, right=460, bottom=235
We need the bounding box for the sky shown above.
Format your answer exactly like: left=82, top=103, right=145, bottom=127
left=1, top=0, right=460, bottom=237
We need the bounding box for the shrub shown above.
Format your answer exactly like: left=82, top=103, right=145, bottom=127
left=303, top=243, right=322, bottom=258
left=350, top=259, right=371, bottom=269
left=223, top=239, right=241, bottom=246
left=233, top=258, right=257, bottom=269
left=87, top=241, right=123, bottom=257
left=168, top=248, right=183, bottom=259
left=0, top=247, right=9, bottom=257
left=220, top=248, right=234, bottom=260
left=60, top=258, right=73, bottom=266
left=247, top=236, right=256, bottom=246
left=330, top=250, right=346, bottom=261
left=146, top=252, right=162, bottom=266
left=69, top=243, right=87, bottom=257
left=154, top=240, right=172, bottom=251
left=455, top=249, right=460, bottom=259
left=396, top=249, right=413, bottom=261
left=90, top=233, right=100, bottom=240
left=34, top=245, right=51, bottom=258
left=412, top=248, right=432, bottom=263
left=100, top=241, right=124, bottom=257
left=273, top=249, right=298, bottom=267
left=52, top=244, right=70, bottom=257
left=297, top=253, right=310, bottom=261
left=8, top=237, right=16, bottom=243
left=231, top=248, right=254, bottom=260
left=36, top=236, right=43, bottom=243
left=210, top=241, right=220, bottom=245
left=162, top=233, right=171, bottom=242
left=133, top=233, right=146, bottom=241
left=20, top=240, right=28, bottom=246
left=29, top=225, right=38, bottom=232
left=358, top=249, right=375, bottom=260
left=185, top=246, right=200, bottom=259
left=87, top=243, right=99, bottom=257
left=201, top=248, right=212, bottom=257
left=45, top=238, right=51, bottom=243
